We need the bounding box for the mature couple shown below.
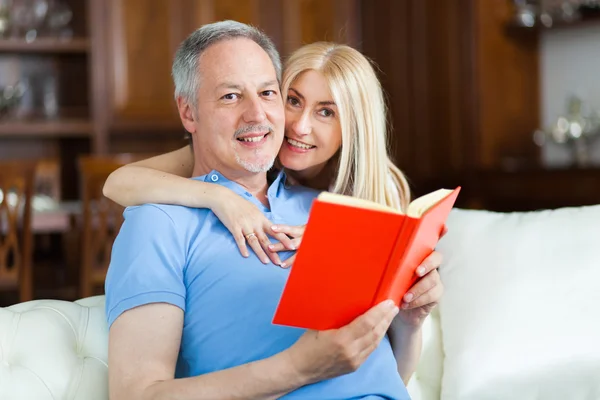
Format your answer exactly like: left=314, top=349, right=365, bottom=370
left=105, top=20, right=444, bottom=400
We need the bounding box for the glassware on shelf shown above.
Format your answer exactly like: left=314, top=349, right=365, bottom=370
left=512, top=0, right=541, bottom=27
left=0, top=0, right=12, bottom=38
left=41, top=74, right=58, bottom=118
left=0, top=80, right=28, bottom=118
left=533, top=96, right=600, bottom=167
left=45, top=0, right=72, bottom=39
left=511, top=0, right=591, bottom=28
left=9, top=0, right=49, bottom=42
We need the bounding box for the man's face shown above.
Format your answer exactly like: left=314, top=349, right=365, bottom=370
left=184, top=38, right=284, bottom=176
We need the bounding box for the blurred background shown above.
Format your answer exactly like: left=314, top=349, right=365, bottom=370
left=0, top=0, right=599, bottom=306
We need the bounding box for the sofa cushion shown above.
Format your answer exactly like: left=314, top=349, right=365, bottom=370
left=435, top=206, right=600, bottom=400
left=0, top=296, right=108, bottom=400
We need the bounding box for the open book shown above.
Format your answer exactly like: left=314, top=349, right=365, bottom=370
left=272, top=187, right=461, bottom=330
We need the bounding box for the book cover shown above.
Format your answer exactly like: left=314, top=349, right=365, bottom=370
left=272, top=187, right=460, bottom=330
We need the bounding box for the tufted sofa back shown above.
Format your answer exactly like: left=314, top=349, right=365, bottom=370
left=0, top=296, right=108, bottom=400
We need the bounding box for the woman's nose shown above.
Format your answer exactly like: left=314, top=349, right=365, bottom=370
left=290, top=112, right=311, bottom=136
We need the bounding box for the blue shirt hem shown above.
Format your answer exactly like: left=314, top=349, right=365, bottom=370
left=107, top=291, right=186, bottom=327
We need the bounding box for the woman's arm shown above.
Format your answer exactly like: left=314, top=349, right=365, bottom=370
left=102, top=145, right=295, bottom=264
left=390, top=250, right=444, bottom=383
left=103, top=145, right=217, bottom=208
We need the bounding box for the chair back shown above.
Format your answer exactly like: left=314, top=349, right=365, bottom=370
left=78, top=154, right=154, bottom=297
left=0, top=160, right=36, bottom=302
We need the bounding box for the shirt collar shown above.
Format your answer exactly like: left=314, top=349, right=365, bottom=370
left=191, top=169, right=289, bottom=208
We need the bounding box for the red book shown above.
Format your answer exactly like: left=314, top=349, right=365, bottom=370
left=272, top=187, right=461, bottom=330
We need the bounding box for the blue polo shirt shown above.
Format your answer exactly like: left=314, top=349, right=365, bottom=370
left=105, top=170, right=409, bottom=400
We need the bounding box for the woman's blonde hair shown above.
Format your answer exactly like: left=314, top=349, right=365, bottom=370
left=281, top=42, right=411, bottom=211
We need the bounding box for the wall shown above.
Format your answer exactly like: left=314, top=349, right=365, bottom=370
left=540, top=24, right=600, bottom=167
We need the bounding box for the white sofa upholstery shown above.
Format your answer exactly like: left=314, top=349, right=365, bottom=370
left=2, top=206, right=600, bottom=400
left=409, top=206, right=600, bottom=400
left=0, top=296, right=107, bottom=400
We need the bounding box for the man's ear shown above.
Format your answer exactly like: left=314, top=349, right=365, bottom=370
left=177, top=97, right=196, bottom=134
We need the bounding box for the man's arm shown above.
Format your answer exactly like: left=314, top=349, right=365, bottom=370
left=110, top=300, right=400, bottom=400
left=106, top=204, right=305, bottom=399
left=109, top=303, right=309, bottom=400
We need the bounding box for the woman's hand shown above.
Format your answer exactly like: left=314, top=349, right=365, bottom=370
left=267, top=224, right=305, bottom=267
left=210, top=187, right=296, bottom=266
left=395, top=250, right=444, bottom=329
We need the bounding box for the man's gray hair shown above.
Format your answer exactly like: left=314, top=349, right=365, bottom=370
left=172, top=20, right=282, bottom=106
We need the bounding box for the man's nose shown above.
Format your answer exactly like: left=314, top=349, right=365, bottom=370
left=290, top=112, right=311, bottom=136
left=242, top=95, right=267, bottom=123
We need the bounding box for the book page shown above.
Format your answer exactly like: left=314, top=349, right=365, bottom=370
left=407, top=189, right=453, bottom=218
left=317, top=191, right=402, bottom=214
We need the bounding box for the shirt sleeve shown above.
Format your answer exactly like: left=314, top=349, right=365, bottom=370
left=104, top=204, right=187, bottom=327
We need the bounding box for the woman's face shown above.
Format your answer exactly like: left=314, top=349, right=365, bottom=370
left=278, top=70, right=343, bottom=180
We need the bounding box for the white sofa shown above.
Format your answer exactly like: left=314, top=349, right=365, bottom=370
left=2, top=206, right=600, bottom=400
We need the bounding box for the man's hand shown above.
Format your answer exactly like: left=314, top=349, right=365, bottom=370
left=397, top=250, right=444, bottom=328
left=285, top=300, right=399, bottom=384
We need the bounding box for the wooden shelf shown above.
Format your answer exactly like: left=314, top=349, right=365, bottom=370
left=506, top=9, right=600, bottom=32
left=0, top=38, right=90, bottom=54
left=0, top=119, right=92, bottom=137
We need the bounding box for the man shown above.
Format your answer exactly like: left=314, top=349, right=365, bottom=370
left=106, top=20, right=440, bottom=399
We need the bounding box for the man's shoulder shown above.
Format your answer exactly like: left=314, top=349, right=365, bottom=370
left=123, top=203, right=211, bottom=228
left=125, top=203, right=210, bottom=222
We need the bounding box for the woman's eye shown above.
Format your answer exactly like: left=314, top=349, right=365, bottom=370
left=287, top=96, right=300, bottom=107
left=318, top=108, right=334, bottom=118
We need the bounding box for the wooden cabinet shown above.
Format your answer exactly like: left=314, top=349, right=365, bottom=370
left=362, top=0, right=540, bottom=198
left=102, top=0, right=185, bottom=132
left=187, top=0, right=360, bottom=55
left=97, top=0, right=360, bottom=139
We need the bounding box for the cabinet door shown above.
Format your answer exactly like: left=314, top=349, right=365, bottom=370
left=187, top=0, right=284, bottom=53
left=103, top=0, right=361, bottom=132
left=281, top=0, right=360, bottom=55
left=188, top=0, right=360, bottom=57
left=105, top=0, right=186, bottom=131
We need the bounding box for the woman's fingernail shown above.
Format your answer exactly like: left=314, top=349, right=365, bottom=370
left=280, top=262, right=286, bottom=268
left=417, top=266, right=426, bottom=276
left=268, top=245, right=274, bottom=250
left=404, top=293, right=413, bottom=302
left=271, top=225, right=278, bottom=231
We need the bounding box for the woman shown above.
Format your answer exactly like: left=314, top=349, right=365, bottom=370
left=103, top=41, right=443, bottom=383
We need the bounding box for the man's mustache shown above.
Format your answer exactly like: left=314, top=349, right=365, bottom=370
left=234, top=125, right=274, bottom=137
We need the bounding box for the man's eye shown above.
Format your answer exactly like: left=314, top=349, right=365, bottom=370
left=262, top=90, right=277, bottom=97
left=222, top=93, right=239, bottom=101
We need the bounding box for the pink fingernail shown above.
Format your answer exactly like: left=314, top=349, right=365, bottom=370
left=271, top=226, right=278, bottom=230
left=268, top=245, right=274, bottom=250
left=404, top=293, right=413, bottom=302
left=280, top=263, right=287, bottom=268
left=417, top=266, right=426, bottom=276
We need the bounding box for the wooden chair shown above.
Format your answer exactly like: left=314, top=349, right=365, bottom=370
left=78, top=154, right=152, bottom=298
left=0, top=161, right=37, bottom=303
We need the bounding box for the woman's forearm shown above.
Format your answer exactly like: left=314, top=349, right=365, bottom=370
left=103, top=165, right=224, bottom=209
left=389, top=321, right=422, bottom=385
